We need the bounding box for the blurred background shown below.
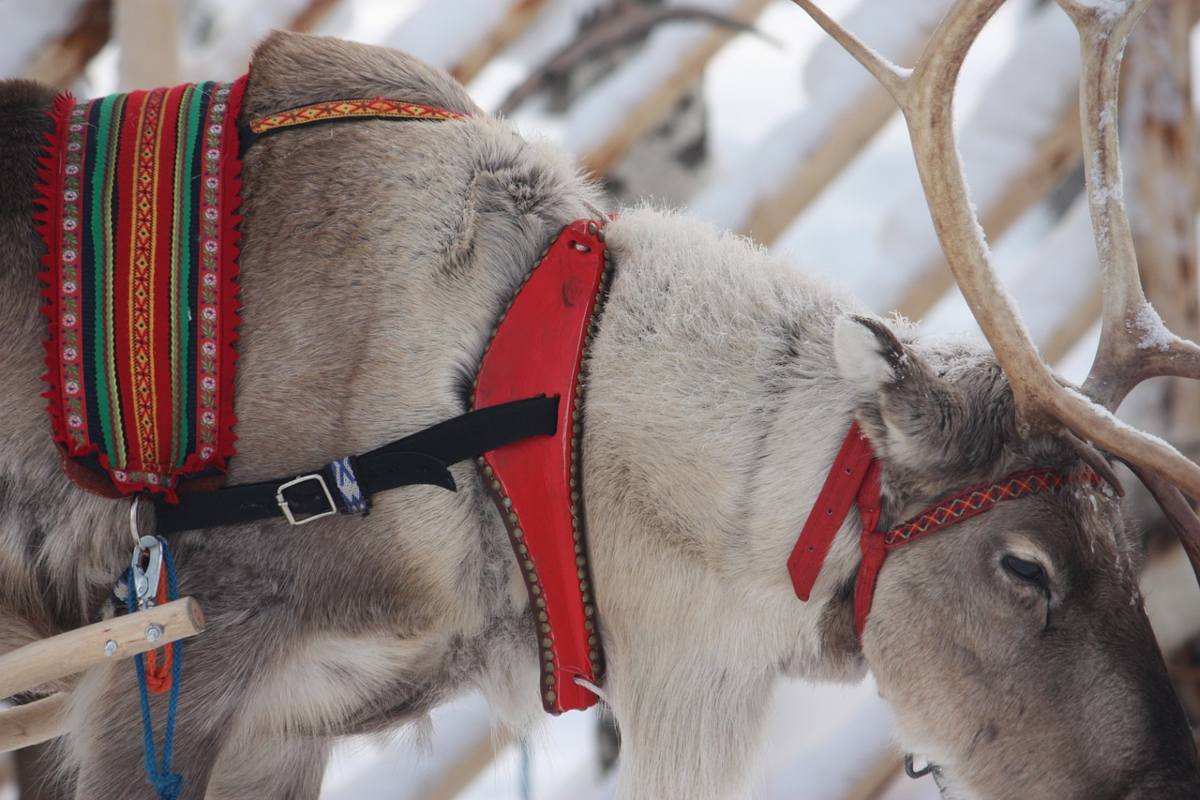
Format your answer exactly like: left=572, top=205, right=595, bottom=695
left=3, top=0, right=1200, bottom=797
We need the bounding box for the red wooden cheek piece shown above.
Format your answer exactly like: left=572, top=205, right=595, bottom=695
left=473, top=220, right=606, bottom=713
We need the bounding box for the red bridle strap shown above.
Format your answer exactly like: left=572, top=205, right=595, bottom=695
left=789, top=425, right=1104, bottom=637
left=787, top=422, right=876, bottom=600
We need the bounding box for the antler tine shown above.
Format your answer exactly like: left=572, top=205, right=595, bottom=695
left=791, top=0, right=1058, bottom=426
left=786, top=0, right=908, bottom=101
left=1119, top=457, right=1200, bottom=586
left=1058, top=0, right=1200, bottom=410
left=789, top=0, right=1200, bottom=503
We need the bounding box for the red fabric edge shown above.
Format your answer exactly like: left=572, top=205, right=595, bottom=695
left=33, top=93, right=115, bottom=493
left=214, top=73, right=248, bottom=475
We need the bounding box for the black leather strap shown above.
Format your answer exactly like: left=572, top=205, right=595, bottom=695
left=154, top=396, right=558, bottom=534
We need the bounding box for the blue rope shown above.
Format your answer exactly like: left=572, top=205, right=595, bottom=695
left=127, top=537, right=184, bottom=800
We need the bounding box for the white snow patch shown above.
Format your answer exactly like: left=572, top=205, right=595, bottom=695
left=868, top=2, right=1080, bottom=312
left=387, top=0, right=522, bottom=71
left=690, top=0, right=952, bottom=231
left=1129, top=302, right=1177, bottom=351
left=563, top=0, right=762, bottom=155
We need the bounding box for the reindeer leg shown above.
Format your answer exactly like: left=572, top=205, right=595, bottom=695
left=205, top=732, right=330, bottom=800
left=68, top=658, right=233, bottom=800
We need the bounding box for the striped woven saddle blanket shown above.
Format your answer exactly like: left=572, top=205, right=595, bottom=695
left=35, top=76, right=469, bottom=501
left=36, top=78, right=249, bottom=500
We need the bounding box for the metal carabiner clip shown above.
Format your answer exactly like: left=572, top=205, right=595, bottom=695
left=129, top=535, right=164, bottom=610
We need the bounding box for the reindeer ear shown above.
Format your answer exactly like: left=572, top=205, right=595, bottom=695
left=834, top=316, right=997, bottom=475
left=834, top=315, right=910, bottom=393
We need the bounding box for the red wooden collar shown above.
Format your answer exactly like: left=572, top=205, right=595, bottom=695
left=472, top=220, right=609, bottom=713
left=789, top=423, right=1103, bottom=636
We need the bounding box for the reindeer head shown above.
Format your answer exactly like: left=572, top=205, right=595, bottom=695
left=836, top=314, right=1199, bottom=798
left=785, top=0, right=1200, bottom=793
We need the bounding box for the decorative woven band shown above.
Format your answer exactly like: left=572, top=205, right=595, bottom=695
left=330, top=456, right=368, bottom=515
left=248, top=98, right=467, bottom=135
left=882, top=467, right=1104, bottom=548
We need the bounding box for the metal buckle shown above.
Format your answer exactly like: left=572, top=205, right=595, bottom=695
left=275, top=474, right=338, bottom=526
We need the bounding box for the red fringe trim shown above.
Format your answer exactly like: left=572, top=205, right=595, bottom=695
left=216, top=74, right=248, bottom=475
left=32, top=93, right=113, bottom=495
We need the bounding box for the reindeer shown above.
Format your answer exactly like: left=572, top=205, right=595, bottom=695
left=1, top=1, right=1199, bottom=798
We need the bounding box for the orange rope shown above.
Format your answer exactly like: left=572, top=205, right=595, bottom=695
left=144, top=569, right=173, bottom=694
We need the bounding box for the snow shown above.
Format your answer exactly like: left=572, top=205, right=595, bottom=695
left=770, top=0, right=1031, bottom=311
left=562, top=0, right=764, bottom=155
left=690, top=0, right=950, bottom=231
left=0, top=0, right=87, bottom=77
left=923, top=195, right=1090, bottom=348
left=866, top=2, right=1079, bottom=313
left=182, top=0, right=316, bottom=80
left=387, top=0, right=524, bottom=71
left=469, top=0, right=609, bottom=112
left=1130, top=302, right=1176, bottom=351
left=1086, top=0, right=1136, bottom=27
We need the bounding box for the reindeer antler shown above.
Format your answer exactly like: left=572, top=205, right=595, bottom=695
left=497, top=4, right=776, bottom=116
left=787, top=0, right=1200, bottom=573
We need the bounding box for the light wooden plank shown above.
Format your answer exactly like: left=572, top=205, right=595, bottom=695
left=115, top=0, right=180, bottom=90
left=896, top=103, right=1081, bottom=319
left=22, top=0, right=112, bottom=88
left=418, top=727, right=513, bottom=800
left=451, top=0, right=549, bottom=84
left=580, top=0, right=771, bottom=177
left=0, top=598, right=204, bottom=700
left=0, top=695, right=68, bottom=754
left=738, top=83, right=895, bottom=245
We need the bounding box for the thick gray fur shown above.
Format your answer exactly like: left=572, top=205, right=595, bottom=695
left=0, top=32, right=1196, bottom=800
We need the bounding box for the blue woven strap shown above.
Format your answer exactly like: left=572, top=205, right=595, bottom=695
left=128, top=538, right=184, bottom=800
left=330, top=456, right=369, bottom=514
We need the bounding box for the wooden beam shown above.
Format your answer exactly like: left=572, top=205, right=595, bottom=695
left=0, top=695, right=68, bottom=755
left=22, top=0, right=113, bottom=88
left=896, top=102, right=1082, bottom=319
left=289, top=0, right=344, bottom=34
left=580, top=0, right=771, bottom=177
left=738, top=84, right=896, bottom=245
left=450, top=0, right=549, bottom=84
left=0, top=598, right=204, bottom=700
left=1124, top=0, right=1200, bottom=439
left=114, top=0, right=180, bottom=90
left=417, top=728, right=513, bottom=800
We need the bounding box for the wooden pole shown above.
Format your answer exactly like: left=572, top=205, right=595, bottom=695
left=417, top=728, right=513, bottom=800
left=114, top=0, right=180, bottom=90
left=0, top=598, right=204, bottom=700
left=896, top=103, right=1082, bottom=319
left=0, top=695, right=68, bottom=755
left=22, top=0, right=113, bottom=88
left=451, top=0, right=549, bottom=84
left=289, top=0, right=344, bottom=34
left=581, top=0, right=771, bottom=177
left=738, top=84, right=897, bottom=245
left=1123, top=0, right=1200, bottom=446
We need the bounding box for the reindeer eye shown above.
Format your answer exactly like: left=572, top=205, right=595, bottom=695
left=1002, top=555, right=1046, bottom=585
